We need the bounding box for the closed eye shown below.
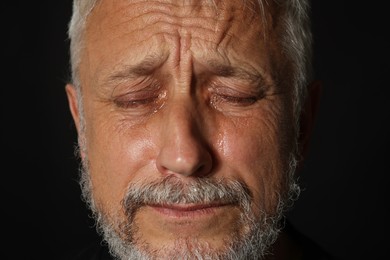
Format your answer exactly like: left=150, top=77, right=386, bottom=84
left=213, top=94, right=258, bottom=106
left=114, top=93, right=160, bottom=109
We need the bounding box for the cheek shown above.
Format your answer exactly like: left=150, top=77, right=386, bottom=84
left=84, top=113, right=157, bottom=214
left=217, top=112, right=292, bottom=216
left=219, top=117, right=284, bottom=176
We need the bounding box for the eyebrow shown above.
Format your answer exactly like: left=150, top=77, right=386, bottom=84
left=104, top=55, right=267, bottom=87
left=206, top=60, right=265, bottom=84
left=106, top=54, right=166, bottom=83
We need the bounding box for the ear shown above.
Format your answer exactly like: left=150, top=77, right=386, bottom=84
left=297, top=80, right=322, bottom=171
left=65, top=84, right=82, bottom=136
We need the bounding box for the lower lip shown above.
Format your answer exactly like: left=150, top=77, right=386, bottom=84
left=149, top=204, right=228, bottom=218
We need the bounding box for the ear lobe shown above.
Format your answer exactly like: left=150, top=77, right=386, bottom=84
left=65, top=84, right=81, bottom=135
left=297, top=80, right=322, bottom=168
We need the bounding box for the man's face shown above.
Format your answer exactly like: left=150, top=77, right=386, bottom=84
left=67, top=0, right=298, bottom=258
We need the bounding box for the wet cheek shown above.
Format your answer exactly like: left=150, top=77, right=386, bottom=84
left=217, top=118, right=286, bottom=215
left=218, top=118, right=273, bottom=169
left=84, top=116, right=156, bottom=211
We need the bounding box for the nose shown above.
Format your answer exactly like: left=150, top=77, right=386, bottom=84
left=156, top=100, right=213, bottom=178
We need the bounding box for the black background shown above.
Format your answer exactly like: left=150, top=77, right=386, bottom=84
left=2, top=1, right=389, bottom=259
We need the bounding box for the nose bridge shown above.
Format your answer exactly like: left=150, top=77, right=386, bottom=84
left=164, top=99, right=198, bottom=149
left=156, top=96, right=213, bottom=177
left=169, top=98, right=198, bottom=139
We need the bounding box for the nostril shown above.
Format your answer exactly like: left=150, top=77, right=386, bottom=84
left=193, top=163, right=213, bottom=178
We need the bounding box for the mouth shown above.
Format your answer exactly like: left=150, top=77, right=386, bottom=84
left=148, top=203, right=232, bottom=219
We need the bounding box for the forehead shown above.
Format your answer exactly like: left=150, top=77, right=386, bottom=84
left=86, top=0, right=274, bottom=36
left=89, top=0, right=273, bottom=19
left=85, top=0, right=278, bottom=45
left=81, top=0, right=284, bottom=86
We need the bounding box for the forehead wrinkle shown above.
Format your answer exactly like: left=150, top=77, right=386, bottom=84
left=110, top=1, right=249, bottom=37
left=105, top=0, right=220, bottom=29
left=92, top=1, right=231, bottom=51
left=89, top=0, right=261, bottom=54
left=90, top=0, right=274, bottom=47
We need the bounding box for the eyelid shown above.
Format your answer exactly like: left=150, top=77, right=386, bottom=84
left=115, top=89, right=157, bottom=101
left=112, top=80, right=165, bottom=108
left=212, top=87, right=253, bottom=98
left=216, top=95, right=257, bottom=105
left=206, top=79, right=269, bottom=110
left=110, top=76, right=160, bottom=96
left=208, top=81, right=265, bottom=99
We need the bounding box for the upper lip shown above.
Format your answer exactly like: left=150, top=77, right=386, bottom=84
left=149, top=203, right=230, bottom=211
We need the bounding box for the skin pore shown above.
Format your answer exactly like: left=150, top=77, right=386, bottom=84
left=65, top=0, right=312, bottom=259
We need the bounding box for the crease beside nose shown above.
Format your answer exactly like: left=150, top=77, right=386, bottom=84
left=156, top=104, right=212, bottom=177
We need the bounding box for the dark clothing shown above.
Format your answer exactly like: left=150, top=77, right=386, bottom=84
left=64, top=221, right=335, bottom=260
left=282, top=221, right=334, bottom=260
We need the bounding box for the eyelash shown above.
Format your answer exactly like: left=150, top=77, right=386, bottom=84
left=115, top=95, right=160, bottom=109
left=214, top=94, right=258, bottom=106
left=209, top=83, right=261, bottom=107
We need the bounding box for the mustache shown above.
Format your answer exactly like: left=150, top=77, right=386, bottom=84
left=122, top=176, right=253, bottom=213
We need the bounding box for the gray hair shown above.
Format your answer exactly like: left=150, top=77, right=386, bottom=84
left=68, top=0, right=313, bottom=127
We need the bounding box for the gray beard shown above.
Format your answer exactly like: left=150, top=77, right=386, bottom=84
left=78, top=153, right=300, bottom=260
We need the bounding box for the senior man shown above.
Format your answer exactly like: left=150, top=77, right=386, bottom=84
left=65, top=0, right=329, bottom=259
